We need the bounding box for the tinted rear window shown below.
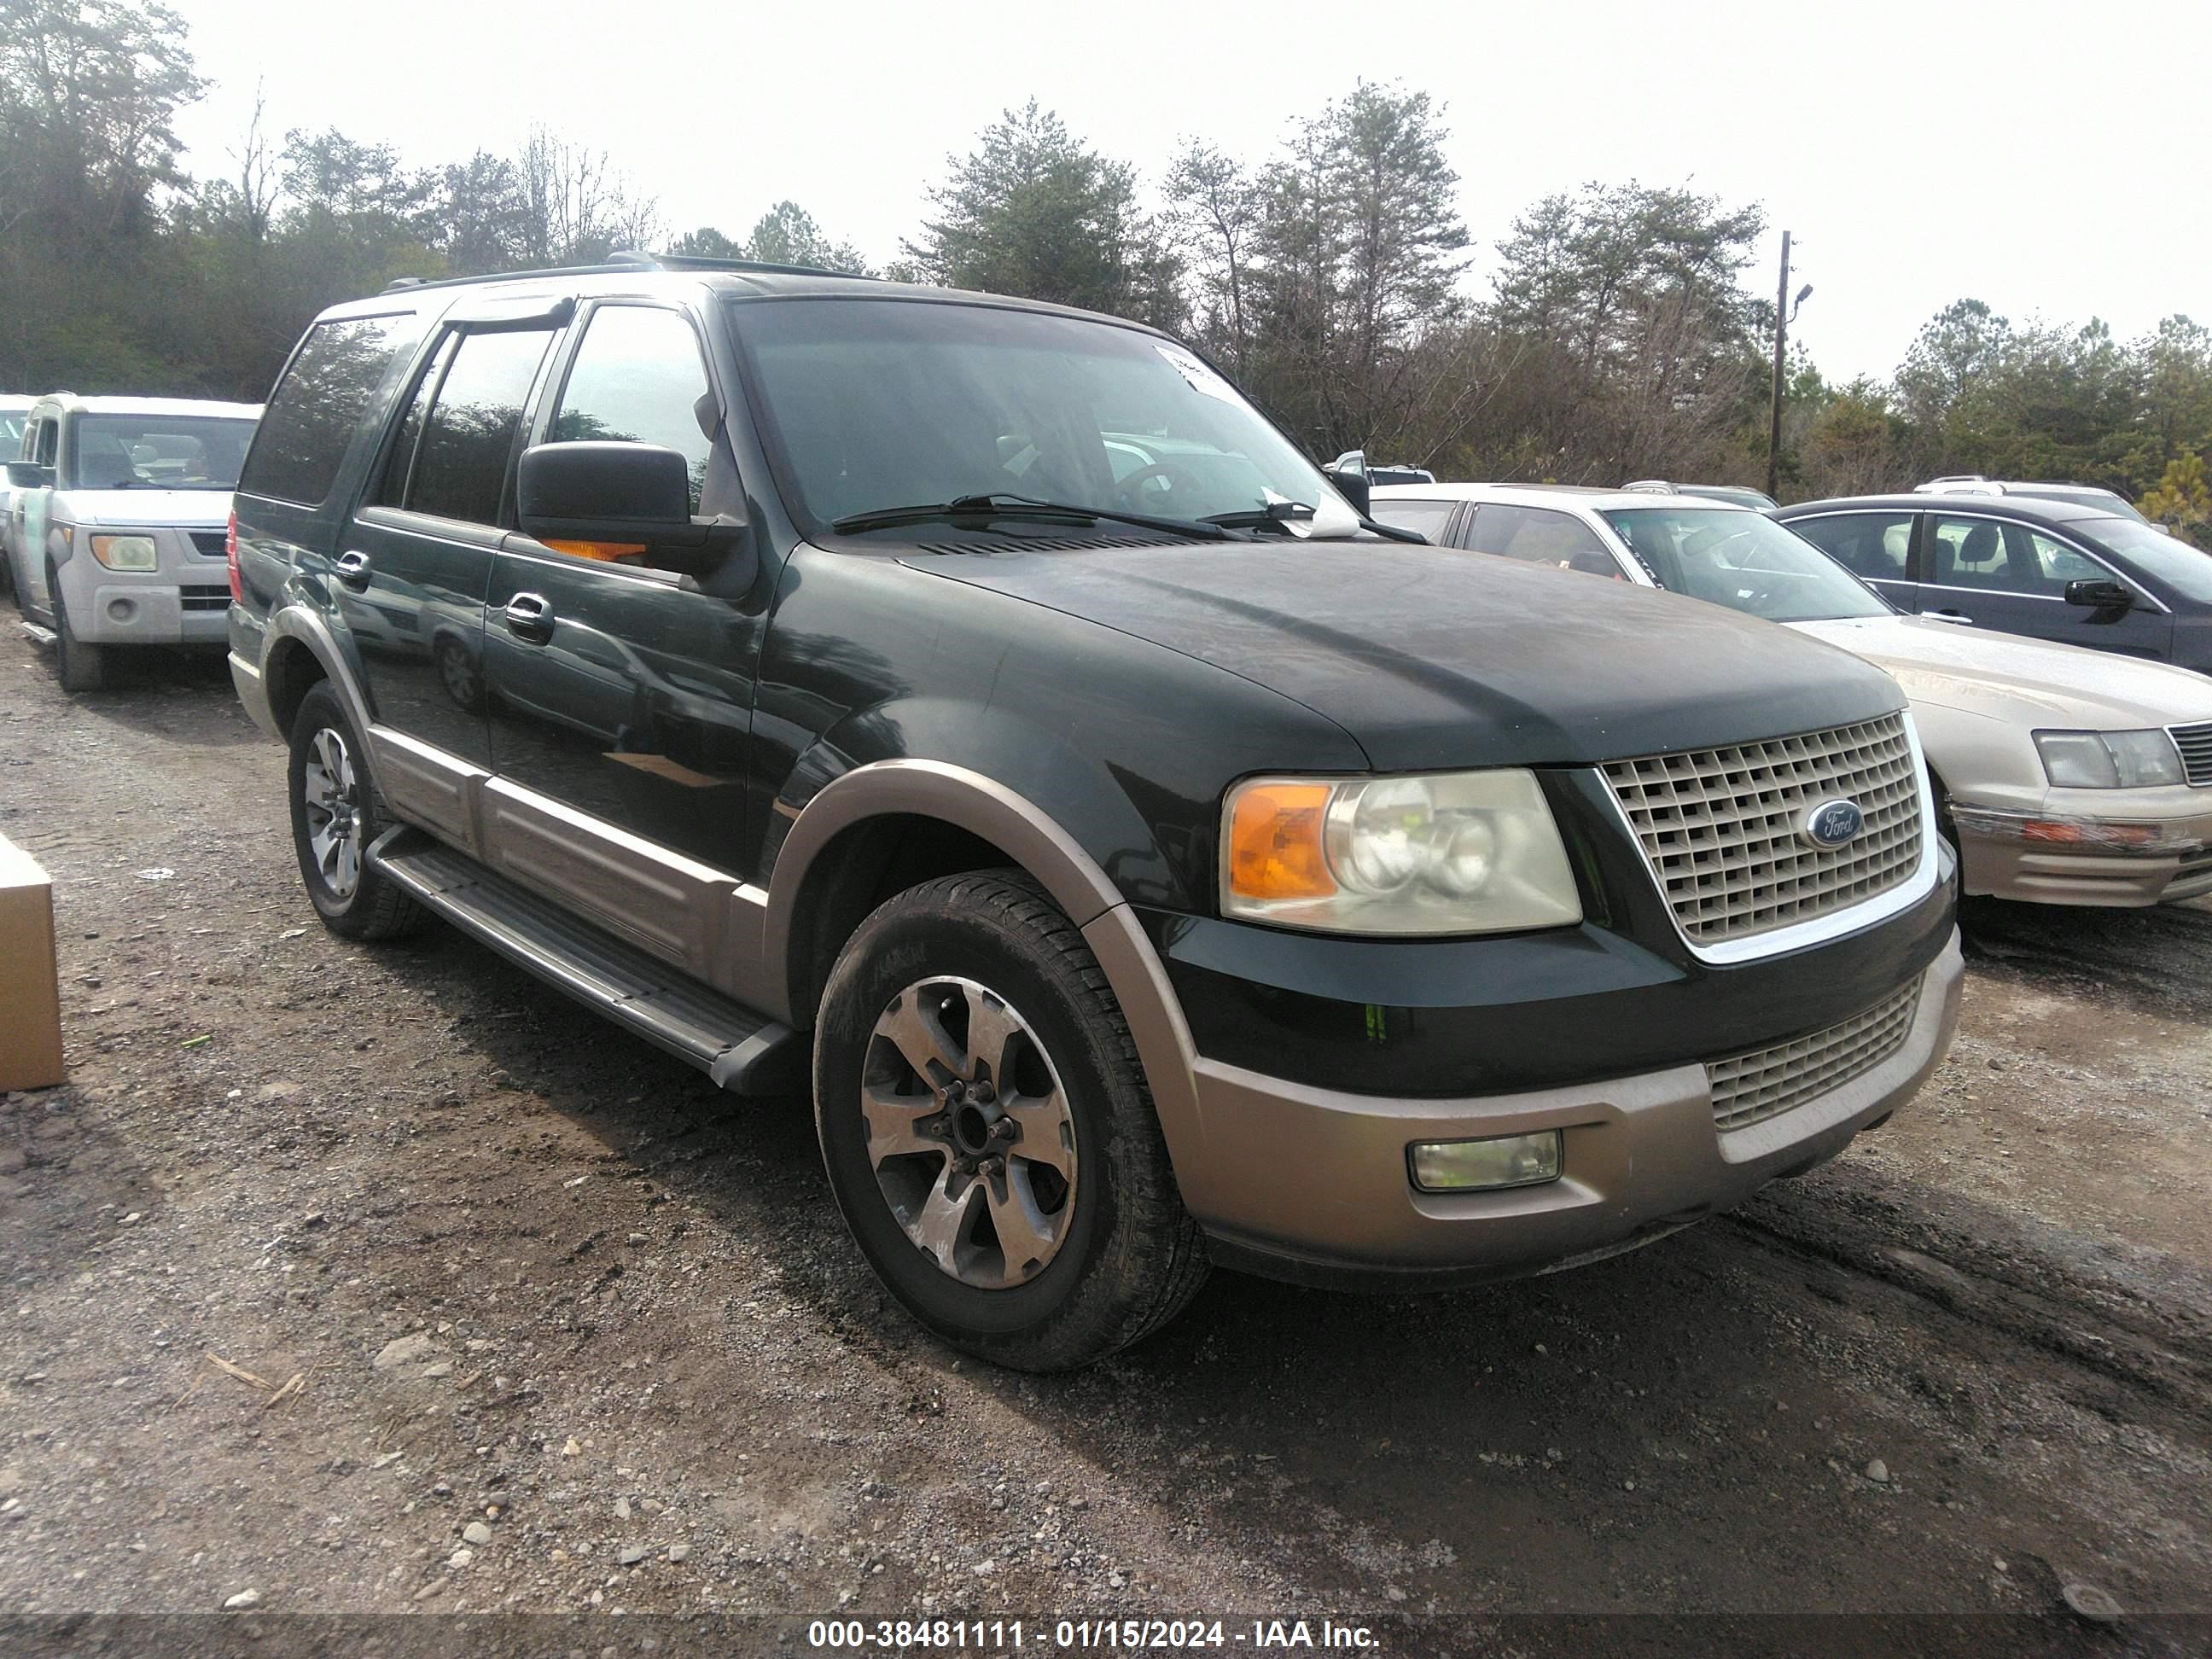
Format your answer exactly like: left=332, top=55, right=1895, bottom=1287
left=240, top=313, right=423, bottom=506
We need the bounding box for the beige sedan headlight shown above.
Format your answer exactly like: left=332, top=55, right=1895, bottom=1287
left=90, top=534, right=159, bottom=572
left=2034, top=729, right=2185, bottom=789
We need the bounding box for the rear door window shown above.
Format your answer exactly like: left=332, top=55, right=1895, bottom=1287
left=1465, top=504, right=1622, bottom=577
left=1788, top=512, right=1914, bottom=581
left=240, top=312, right=423, bottom=506
left=397, top=327, right=556, bottom=527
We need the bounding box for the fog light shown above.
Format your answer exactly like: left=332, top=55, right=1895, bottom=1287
left=1410, top=1131, right=1563, bottom=1191
left=107, top=597, right=137, bottom=624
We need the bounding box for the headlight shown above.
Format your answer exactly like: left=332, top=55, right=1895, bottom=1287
left=1222, top=770, right=1582, bottom=934
left=2034, top=729, right=2185, bottom=789
left=90, top=534, right=159, bottom=572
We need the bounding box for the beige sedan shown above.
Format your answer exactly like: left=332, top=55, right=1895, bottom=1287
left=1371, top=483, right=2212, bottom=906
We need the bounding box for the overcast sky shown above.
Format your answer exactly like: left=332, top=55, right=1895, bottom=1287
left=168, top=0, right=2203, bottom=381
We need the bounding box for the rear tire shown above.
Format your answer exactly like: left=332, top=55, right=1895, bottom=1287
left=813, top=870, right=1208, bottom=1371
left=288, top=680, right=423, bottom=941
left=50, top=575, right=107, bottom=693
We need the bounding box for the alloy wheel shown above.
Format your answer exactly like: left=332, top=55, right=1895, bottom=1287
left=861, top=975, right=1078, bottom=1289
left=301, top=726, right=364, bottom=899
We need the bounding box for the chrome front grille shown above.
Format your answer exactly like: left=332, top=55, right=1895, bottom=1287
left=2173, top=721, right=2212, bottom=787
left=1706, top=976, right=1923, bottom=1131
left=1602, top=713, right=1924, bottom=946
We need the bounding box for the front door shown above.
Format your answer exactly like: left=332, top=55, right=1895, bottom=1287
left=1921, top=511, right=2174, bottom=659
left=15, top=415, right=58, bottom=618
left=340, top=317, right=566, bottom=842
left=481, top=300, right=764, bottom=946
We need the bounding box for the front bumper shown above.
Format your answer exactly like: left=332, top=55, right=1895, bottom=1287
left=1187, top=934, right=1964, bottom=1289
left=55, top=535, right=231, bottom=646
left=1953, top=796, right=2212, bottom=905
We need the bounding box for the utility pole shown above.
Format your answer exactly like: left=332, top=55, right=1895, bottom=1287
left=1766, top=229, right=1790, bottom=503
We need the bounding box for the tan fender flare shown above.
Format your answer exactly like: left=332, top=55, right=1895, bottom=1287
left=764, top=760, right=1210, bottom=1194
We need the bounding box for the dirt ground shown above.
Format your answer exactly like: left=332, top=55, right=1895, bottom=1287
left=3, top=627, right=2209, bottom=1654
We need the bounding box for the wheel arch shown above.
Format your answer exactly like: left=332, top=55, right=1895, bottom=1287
left=767, top=760, right=1127, bottom=1027
left=261, top=604, right=376, bottom=748
left=762, top=760, right=1208, bottom=1190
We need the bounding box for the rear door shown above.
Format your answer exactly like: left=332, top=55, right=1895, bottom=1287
left=479, top=298, right=764, bottom=972
left=1780, top=509, right=1919, bottom=612
left=340, top=306, right=568, bottom=839
left=1922, top=510, right=2173, bottom=658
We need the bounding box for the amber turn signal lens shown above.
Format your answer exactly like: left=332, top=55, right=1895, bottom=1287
left=1226, top=782, right=1336, bottom=901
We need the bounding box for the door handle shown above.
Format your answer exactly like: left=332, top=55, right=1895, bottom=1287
left=333, top=550, right=372, bottom=590
left=1925, top=608, right=1975, bottom=626
left=504, top=591, right=555, bottom=644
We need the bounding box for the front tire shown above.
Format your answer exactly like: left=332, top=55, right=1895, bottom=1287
left=813, top=870, right=1208, bottom=1371
left=50, top=574, right=107, bottom=693
left=287, top=680, right=423, bottom=940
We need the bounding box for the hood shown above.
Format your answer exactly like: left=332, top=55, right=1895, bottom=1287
left=910, top=540, right=1904, bottom=770
left=1791, top=614, right=2212, bottom=731
left=55, top=488, right=234, bottom=528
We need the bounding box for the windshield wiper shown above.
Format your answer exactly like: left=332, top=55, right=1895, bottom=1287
left=831, top=493, right=1239, bottom=542
left=1357, top=515, right=1429, bottom=544
left=1202, top=501, right=1317, bottom=531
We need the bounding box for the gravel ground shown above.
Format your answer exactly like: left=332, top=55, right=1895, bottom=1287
left=2, top=630, right=2209, bottom=1654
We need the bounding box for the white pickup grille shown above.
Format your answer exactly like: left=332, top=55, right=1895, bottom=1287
left=1706, top=976, right=1923, bottom=1131
left=2172, top=721, right=2212, bottom=788
left=1602, top=713, right=1924, bottom=946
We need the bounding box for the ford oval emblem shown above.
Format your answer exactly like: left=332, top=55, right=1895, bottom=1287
left=1801, top=798, right=1866, bottom=849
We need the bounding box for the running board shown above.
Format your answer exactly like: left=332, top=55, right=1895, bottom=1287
left=368, top=829, right=806, bottom=1097
left=18, top=621, right=57, bottom=648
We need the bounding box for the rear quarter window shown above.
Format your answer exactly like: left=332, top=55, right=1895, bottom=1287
left=239, top=312, right=424, bottom=507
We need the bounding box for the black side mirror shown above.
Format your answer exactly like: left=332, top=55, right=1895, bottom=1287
left=1326, top=449, right=1372, bottom=516
left=5, top=461, right=54, bottom=490
left=516, top=442, right=746, bottom=579
left=2064, top=578, right=2134, bottom=612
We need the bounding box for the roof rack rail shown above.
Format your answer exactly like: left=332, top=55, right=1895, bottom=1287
left=373, top=251, right=873, bottom=299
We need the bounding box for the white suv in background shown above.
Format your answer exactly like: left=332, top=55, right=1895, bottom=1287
left=1912, top=475, right=2158, bottom=527
left=7, top=393, right=261, bottom=690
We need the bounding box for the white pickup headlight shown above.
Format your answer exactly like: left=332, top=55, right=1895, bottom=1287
left=1221, top=769, right=1582, bottom=935
left=2034, top=729, right=2185, bottom=789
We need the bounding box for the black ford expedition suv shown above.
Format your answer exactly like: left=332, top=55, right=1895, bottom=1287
left=229, top=257, right=1962, bottom=1370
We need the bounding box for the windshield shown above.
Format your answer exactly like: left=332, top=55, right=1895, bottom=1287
left=729, top=297, right=1359, bottom=538
left=69, top=413, right=256, bottom=490
left=0, top=413, right=25, bottom=455
left=2081, top=516, right=2212, bottom=603
left=1602, top=507, right=1891, bottom=622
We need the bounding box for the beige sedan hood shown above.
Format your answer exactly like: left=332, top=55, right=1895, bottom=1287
left=1790, top=615, right=2212, bottom=729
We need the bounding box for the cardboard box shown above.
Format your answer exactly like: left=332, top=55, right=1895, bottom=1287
left=0, top=831, right=65, bottom=1091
